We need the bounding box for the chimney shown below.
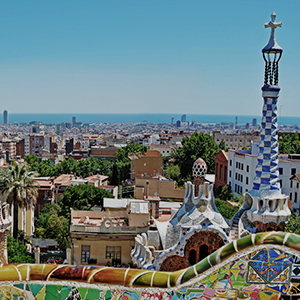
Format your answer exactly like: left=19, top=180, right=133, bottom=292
left=146, top=181, right=149, bottom=199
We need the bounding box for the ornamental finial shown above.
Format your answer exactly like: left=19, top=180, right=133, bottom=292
left=262, top=12, right=283, bottom=86
left=262, top=12, right=282, bottom=53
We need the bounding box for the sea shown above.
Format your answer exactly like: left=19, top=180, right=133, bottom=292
left=1, top=113, right=300, bottom=126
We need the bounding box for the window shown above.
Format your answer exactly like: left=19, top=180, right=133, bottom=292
left=236, top=162, right=238, bottom=168
left=297, top=182, right=299, bottom=189
left=291, top=181, right=293, bottom=188
left=295, top=192, right=298, bottom=203
left=241, top=164, right=243, bottom=171
left=240, top=186, right=243, bottom=193
left=290, top=193, right=293, bottom=201
left=230, top=160, right=232, bottom=166
left=280, top=180, right=282, bottom=187
left=220, top=165, right=223, bottom=180
left=106, top=246, right=121, bottom=262
left=279, top=168, right=283, bottom=175
left=246, top=177, right=249, bottom=185
left=241, top=175, right=243, bottom=183
left=235, top=173, right=237, bottom=180
left=229, top=170, right=232, bottom=178
left=81, top=245, right=90, bottom=263
left=292, top=168, right=296, bottom=175
left=247, top=165, right=249, bottom=172
left=225, top=167, right=227, bottom=182
left=216, top=163, right=218, bottom=178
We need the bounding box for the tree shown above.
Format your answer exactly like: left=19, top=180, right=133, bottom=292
left=285, top=213, right=300, bottom=235
left=7, top=235, right=35, bottom=263
left=171, top=132, right=221, bottom=178
left=215, top=198, right=240, bottom=220
left=0, top=164, right=38, bottom=241
left=279, top=133, right=300, bottom=154
left=58, top=184, right=114, bottom=220
left=219, top=184, right=232, bottom=200
left=164, top=164, right=181, bottom=182
left=35, top=203, right=70, bottom=251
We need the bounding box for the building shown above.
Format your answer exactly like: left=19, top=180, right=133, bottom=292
left=131, top=158, right=230, bottom=270
left=1, top=139, right=16, bottom=160
left=214, top=150, right=228, bottom=189
left=228, top=147, right=299, bottom=206
left=131, top=12, right=291, bottom=271
left=69, top=200, right=149, bottom=265
left=3, top=110, right=8, bottom=125
left=129, top=150, right=163, bottom=181
left=90, top=146, right=118, bottom=161
left=289, top=174, right=300, bottom=212
left=213, top=131, right=260, bottom=149
left=134, top=175, right=185, bottom=202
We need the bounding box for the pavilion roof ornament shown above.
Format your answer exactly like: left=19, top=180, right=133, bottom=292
left=262, top=12, right=282, bottom=53
left=262, top=12, right=283, bottom=86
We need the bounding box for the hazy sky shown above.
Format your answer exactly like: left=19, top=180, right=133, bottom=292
left=0, top=1, right=299, bottom=116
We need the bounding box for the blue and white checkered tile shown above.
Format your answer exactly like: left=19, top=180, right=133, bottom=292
left=251, top=95, right=280, bottom=193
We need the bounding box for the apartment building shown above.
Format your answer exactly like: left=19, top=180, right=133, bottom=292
left=228, top=147, right=300, bottom=211
left=213, top=131, right=260, bottom=149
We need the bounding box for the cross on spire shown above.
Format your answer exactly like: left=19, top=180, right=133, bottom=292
left=263, top=12, right=282, bottom=53
left=265, top=12, right=282, bottom=31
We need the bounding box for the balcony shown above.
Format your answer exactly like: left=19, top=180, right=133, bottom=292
left=70, top=224, right=148, bottom=235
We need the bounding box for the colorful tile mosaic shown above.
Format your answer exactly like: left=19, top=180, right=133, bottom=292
left=0, top=232, right=300, bottom=299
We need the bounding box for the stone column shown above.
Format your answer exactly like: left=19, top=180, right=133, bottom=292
left=35, top=246, right=40, bottom=264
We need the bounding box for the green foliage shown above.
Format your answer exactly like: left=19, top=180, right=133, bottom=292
left=115, top=143, right=147, bottom=162
left=215, top=198, right=240, bottom=220
left=219, top=140, right=229, bottom=151
left=164, top=164, right=181, bottom=182
left=285, top=213, right=300, bottom=235
left=7, top=236, right=35, bottom=263
left=0, top=163, right=38, bottom=240
left=171, top=132, right=222, bottom=178
left=35, top=186, right=113, bottom=250
left=279, top=133, right=300, bottom=154
left=219, top=184, right=232, bottom=200
left=35, top=203, right=70, bottom=251
left=58, top=184, right=114, bottom=220
left=24, top=144, right=147, bottom=185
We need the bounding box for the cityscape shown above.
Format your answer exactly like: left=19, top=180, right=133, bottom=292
left=0, top=2, right=300, bottom=300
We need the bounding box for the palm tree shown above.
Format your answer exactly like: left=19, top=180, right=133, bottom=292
left=0, top=163, right=38, bottom=241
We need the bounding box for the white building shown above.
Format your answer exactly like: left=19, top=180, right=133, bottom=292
left=228, top=146, right=300, bottom=210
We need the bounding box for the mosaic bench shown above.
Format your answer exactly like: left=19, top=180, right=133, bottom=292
left=1, top=231, right=300, bottom=299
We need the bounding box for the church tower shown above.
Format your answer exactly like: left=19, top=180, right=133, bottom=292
left=234, top=12, right=290, bottom=236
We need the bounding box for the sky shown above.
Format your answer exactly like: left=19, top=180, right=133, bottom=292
left=0, top=0, right=299, bottom=116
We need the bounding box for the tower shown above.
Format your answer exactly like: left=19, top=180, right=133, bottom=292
left=233, top=12, right=290, bottom=235
left=3, top=110, right=8, bottom=125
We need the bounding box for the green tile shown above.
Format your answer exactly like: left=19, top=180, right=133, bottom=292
left=86, top=288, right=100, bottom=300
left=61, top=286, right=72, bottom=299
left=105, top=290, right=111, bottom=300
left=78, top=287, right=88, bottom=299
left=29, top=284, right=44, bottom=297
left=45, top=285, right=62, bottom=300
left=36, top=286, right=46, bottom=300
left=14, top=284, right=24, bottom=290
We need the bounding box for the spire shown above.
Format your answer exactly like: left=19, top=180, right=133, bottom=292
left=262, top=12, right=283, bottom=86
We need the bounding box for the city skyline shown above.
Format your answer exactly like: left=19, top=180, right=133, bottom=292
left=0, top=1, right=299, bottom=116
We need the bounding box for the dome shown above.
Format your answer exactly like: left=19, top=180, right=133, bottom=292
left=192, top=158, right=207, bottom=178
